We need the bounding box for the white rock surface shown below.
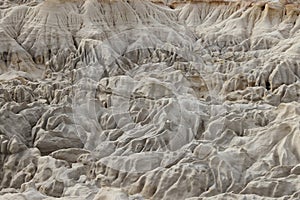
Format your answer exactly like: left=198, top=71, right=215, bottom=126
left=0, top=0, right=300, bottom=199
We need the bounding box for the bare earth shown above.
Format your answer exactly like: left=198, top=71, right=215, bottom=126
left=0, top=0, right=300, bottom=199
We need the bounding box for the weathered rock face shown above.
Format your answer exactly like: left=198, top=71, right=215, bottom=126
left=0, top=0, right=300, bottom=199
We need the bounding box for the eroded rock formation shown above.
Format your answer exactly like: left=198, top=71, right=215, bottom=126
left=0, top=0, right=300, bottom=199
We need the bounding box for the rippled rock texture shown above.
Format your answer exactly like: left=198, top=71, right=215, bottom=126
left=0, top=0, right=300, bottom=199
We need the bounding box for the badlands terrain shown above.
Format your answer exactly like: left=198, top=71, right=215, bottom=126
left=0, top=0, right=300, bottom=199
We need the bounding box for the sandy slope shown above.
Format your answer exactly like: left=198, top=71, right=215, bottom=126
left=0, top=0, right=299, bottom=199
